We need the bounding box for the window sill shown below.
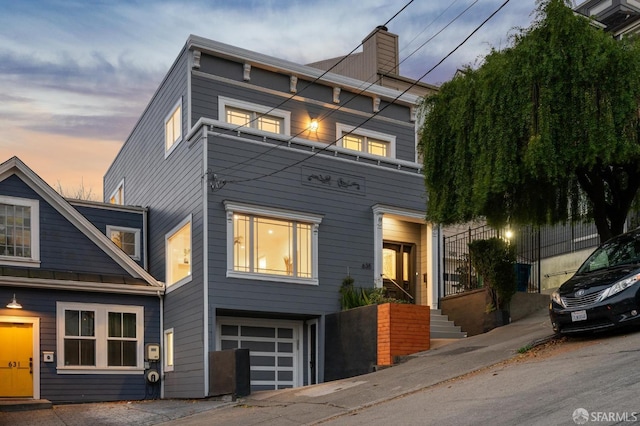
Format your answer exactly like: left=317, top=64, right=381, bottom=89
left=57, top=367, right=144, bottom=375
left=0, top=257, right=41, bottom=268
left=227, top=270, right=318, bottom=285
left=165, top=274, right=192, bottom=293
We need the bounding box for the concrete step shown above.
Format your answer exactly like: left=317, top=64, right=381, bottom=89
left=430, top=309, right=467, bottom=339
left=0, top=399, right=52, bottom=412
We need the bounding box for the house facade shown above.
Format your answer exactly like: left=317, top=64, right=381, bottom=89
left=0, top=157, right=163, bottom=403
left=104, top=33, right=440, bottom=397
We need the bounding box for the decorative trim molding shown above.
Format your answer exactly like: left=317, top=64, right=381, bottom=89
left=290, top=75, right=298, bottom=93
left=302, top=166, right=365, bottom=194
left=192, top=50, right=201, bottom=69
left=373, top=97, right=381, bottom=113
left=243, top=63, right=251, bottom=81
left=308, top=174, right=331, bottom=185
left=333, top=87, right=341, bottom=103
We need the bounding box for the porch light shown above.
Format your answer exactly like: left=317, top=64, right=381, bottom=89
left=308, top=118, right=319, bottom=132
left=6, top=294, right=22, bottom=309
left=505, top=229, right=513, bottom=240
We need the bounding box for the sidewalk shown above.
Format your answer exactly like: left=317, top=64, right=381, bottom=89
left=0, top=308, right=555, bottom=426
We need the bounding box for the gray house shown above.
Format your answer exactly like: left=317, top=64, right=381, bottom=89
left=104, top=33, right=440, bottom=397
left=0, top=156, right=163, bottom=403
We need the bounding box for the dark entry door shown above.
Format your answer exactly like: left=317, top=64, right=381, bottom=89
left=382, top=242, right=416, bottom=302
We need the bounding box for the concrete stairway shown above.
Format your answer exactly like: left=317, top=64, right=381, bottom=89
left=430, top=309, right=467, bottom=339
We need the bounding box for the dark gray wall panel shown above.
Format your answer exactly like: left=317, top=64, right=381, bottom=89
left=104, top=49, right=206, bottom=398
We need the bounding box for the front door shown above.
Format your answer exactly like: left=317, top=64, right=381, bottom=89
left=383, top=242, right=416, bottom=302
left=0, top=322, right=33, bottom=397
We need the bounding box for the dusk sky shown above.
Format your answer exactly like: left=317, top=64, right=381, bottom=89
left=1, top=0, right=541, bottom=200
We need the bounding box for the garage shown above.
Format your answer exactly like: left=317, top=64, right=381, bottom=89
left=217, top=317, right=303, bottom=391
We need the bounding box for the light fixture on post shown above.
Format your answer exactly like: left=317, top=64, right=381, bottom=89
left=6, top=294, right=22, bottom=309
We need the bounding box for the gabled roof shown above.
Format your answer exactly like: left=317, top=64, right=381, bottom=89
left=0, top=156, right=163, bottom=294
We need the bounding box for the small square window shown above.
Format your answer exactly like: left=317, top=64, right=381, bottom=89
left=107, top=226, right=141, bottom=260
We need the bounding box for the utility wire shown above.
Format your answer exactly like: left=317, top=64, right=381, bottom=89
left=213, top=0, right=479, bottom=178
left=204, top=0, right=415, bottom=149
left=217, top=0, right=511, bottom=188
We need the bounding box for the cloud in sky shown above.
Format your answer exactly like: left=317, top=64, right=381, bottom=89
left=0, top=0, right=539, bottom=199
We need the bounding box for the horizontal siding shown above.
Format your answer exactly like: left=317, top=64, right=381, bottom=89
left=104, top=49, right=206, bottom=398
left=74, top=205, right=146, bottom=268
left=0, top=175, right=133, bottom=276
left=206, top=135, right=426, bottom=316
left=0, top=287, right=160, bottom=403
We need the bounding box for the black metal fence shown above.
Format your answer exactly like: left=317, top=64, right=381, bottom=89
left=442, top=222, right=600, bottom=297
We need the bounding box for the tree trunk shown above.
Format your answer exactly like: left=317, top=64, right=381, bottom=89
left=576, top=164, right=640, bottom=244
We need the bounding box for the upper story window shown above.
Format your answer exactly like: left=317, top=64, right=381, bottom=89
left=56, top=302, right=144, bottom=373
left=107, top=225, right=141, bottom=260
left=336, top=124, right=396, bottom=158
left=165, top=99, right=182, bottom=157
left=166, top=215, right=191, bottom=289
left=0, top=195, right=40, bottom=267
left=109, top=179, right=124, bottom=205
left=218, top=96, right=291, bottom=136
left=224, top=201, right=321, bottom=285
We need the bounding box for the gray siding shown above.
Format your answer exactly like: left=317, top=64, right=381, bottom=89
left=0, top=287, right=160, bottom=403
left=1, top=175, right=131, bottom=276
left=205, top=135, right=425, bottom=311
left=104, top=49, right=206, bottom=398
left=74, top=205, right=146, bottom=268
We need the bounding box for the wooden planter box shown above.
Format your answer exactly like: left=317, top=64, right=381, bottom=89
left=377, top=303, right=431, bottom=366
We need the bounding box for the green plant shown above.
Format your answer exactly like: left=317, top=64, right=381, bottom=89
left=339, top=277, right=409, bottom=310
left=468, top=237, right=516, bottom=311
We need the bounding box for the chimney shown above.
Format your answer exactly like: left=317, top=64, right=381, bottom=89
left=362, top=25, right=399, bottom=76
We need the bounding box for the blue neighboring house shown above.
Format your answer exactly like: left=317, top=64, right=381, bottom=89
left=0, top=156, right=163, bottom=403
left=104, top=31, right=442, bottom=398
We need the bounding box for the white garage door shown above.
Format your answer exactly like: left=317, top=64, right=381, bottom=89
left=217, top=318, right=302, bottom=391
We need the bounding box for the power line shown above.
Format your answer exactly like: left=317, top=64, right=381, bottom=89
left=213, top=1, right=479, bottom=178
left=205, top=0, right=416, bottom=160
left=214, top=0, right=512, bottom=189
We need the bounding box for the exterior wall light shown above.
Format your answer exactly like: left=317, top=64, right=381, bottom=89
left=309, top=118, right=319, bottom=132
left=6, top=293, right=22, bottom=309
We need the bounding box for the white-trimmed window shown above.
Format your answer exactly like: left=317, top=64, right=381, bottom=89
left=0, top=195, right=40, bottom=267
left=107, top=225, right=141, bottom=260
left=218, top=96, right=290, bottom=136
left=164, top=328, right=174, bottom=372
left=56, top=302, right=144, bottom=373
left=166, top=215, right=192, bottom=288
left=224, top=201, right=321, bottom=285
left=336, top=124, right=396, bottom=158
left=109, top=179, right=124, bottom=205
left=165, top=99, right=182, bottom=156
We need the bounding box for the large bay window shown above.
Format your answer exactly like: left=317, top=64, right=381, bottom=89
left=218, top=97, right=290, bottom=136
left=56, top=302, right=144, bottom=373
left=0, top=195, right=39, bottom=267
left=224, top=201, right=321, bottom=284
left=337, top=124, right=396, bottom=158
left=166, top=216, right=192, bottom=288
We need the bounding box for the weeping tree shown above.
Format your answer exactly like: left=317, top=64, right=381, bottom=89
left=420, top=0, right=640, bottom=243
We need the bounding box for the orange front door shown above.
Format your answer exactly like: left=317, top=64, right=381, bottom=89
left=0, top=322, right=33, bottom=397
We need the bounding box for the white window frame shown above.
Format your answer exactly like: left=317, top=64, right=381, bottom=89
left=218, top=96, right=291, bottom=136
left=224, top=201, right=321, bottom=285
left=164, top=98, right=183, bottom=158
left=336, top=123, right=396, bottom=158
left=106, top=225, right=141, bottom=260
left=56, top=302, right=144, bottom=374
left=164, top=328, right=174, bottom=372
left=109, top=179, right=125, bottom=205
left=0, top=195, right=40, bottom=267
left=165, top=215, right=192, bottom=291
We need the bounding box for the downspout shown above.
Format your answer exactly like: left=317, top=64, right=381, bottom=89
left=202, top=126, right=209, bottom=397
left=158, top=290, right=164, bottom=398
